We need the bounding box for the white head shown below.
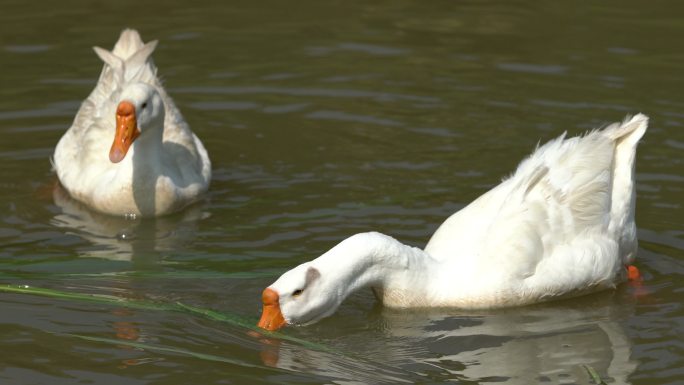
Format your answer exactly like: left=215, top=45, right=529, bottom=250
left=257, top=232, right=404, bottom=331
left=258, top=261, right=349, bottom=331
left=109, top=82, right=164, bottom=163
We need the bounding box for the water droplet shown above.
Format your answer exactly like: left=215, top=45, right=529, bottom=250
left=116, top=231, right=136, bottom=241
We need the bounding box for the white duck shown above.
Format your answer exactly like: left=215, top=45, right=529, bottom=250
left=258, top=114, right=648, bottom=331
left=53, top=29, right=211, bottom=217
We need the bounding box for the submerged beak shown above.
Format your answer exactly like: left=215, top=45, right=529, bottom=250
left=109, top=101, right=140, bottom=163
left=257, top=288, right=287, bottom=331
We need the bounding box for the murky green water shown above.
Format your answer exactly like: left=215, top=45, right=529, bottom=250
left=1, top=1, right=683, bottom=384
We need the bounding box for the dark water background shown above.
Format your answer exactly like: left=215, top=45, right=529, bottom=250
left=1, top=1, right=683, bottom=384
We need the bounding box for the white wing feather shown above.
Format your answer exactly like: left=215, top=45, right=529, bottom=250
left=425, top=115, right=647, bottom=300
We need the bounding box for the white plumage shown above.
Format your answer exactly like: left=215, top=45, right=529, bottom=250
left=259, top=114, right=647, bottom=330
left=53, top=29, right=211, bottom=217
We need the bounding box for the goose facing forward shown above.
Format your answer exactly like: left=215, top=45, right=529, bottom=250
left=53, top=29, right=211, bottom=217
left=258, top=114, right=648, bottom=331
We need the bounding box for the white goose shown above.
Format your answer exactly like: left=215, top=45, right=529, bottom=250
left=53, top=29, right=211, bottom=217
left=258, top=114, right=648, bottom=331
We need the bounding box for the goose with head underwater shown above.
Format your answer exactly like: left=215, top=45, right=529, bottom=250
left=53, top=29, right=211, bottom=217
left=257, top=114, right=648, bottom=331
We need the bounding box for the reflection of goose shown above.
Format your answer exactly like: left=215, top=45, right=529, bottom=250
left=372, top=298, right=638, bottom=385
left=259, top=115, right=648, bottom=331
left=258, top=295, right=637, bottom=384
left=53, top=29, right=211, bottom=217
left=51, top=182, right=206, bottom=261
left=254, top=334, right=418, bottom=384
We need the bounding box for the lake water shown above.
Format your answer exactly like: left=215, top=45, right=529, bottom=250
left=1, top=1, right=683, bottom=384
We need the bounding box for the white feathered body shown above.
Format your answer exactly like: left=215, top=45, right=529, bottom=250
left=416, top=114, right=647, bottom=307
left=53, top=29, right=211, bottom=217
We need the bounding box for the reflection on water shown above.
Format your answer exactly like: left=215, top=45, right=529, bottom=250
left=260, top=292, right=639, bottom=385
left=50, top=183, right=208, bottom=261
left=385, top=304, right=637, bottom=384
left=254, top=335, right=418, bottom=384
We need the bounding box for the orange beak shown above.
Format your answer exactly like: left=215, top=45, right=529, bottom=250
left=257, top=288, right=287, bottom=331
left=109, top=101, right=140, bottom=163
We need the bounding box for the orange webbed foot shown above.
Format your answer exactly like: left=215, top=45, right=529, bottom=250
left=627, top=265, right=641, bottom=281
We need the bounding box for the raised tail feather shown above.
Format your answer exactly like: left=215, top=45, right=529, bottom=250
left=603, top=113, right=648, bottom=147
left=605, top=113, right=648, bottom=265
left=111, top=29, right=147, bottom=58
left=92, top=29, right=158, bottom=85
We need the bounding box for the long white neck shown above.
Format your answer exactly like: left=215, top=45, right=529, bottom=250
left=123, top=121, right=164, bottom=216
left=311, top=232, right=436, bottom=307
left=132, top=121, right=164, bottom=161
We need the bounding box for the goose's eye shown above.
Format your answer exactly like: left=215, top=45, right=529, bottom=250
left=142, top=102, right=148, bottom=109
left=292, top=289, right=303, bottom=298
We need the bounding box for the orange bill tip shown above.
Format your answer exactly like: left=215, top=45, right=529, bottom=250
left=257, top=288, right=287, bottom=331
